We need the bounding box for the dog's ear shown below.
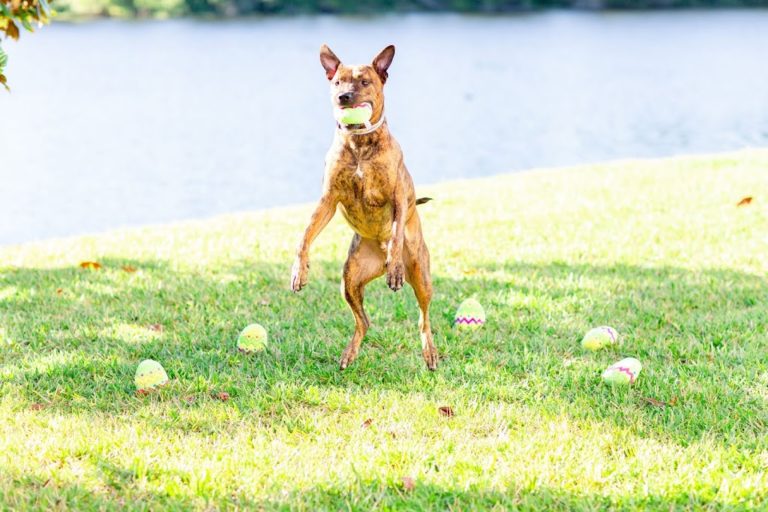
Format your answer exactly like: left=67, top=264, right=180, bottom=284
left=320, top=44, right=341, bottom=81
left=372, top=45, right=395, bottom=84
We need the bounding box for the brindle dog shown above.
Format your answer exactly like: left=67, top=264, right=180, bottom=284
left=290, top=44, right=438, bottom=371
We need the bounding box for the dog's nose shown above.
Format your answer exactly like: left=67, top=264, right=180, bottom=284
left=338, top=92, right=354, bottom=106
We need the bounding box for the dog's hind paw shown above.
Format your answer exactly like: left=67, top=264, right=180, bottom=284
left=339, top=346, right=359, bottom=370
left=423, top=346, right=439, bottom=371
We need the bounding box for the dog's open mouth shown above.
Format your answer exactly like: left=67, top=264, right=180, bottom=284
left=335, top=102, right=373, bottom=126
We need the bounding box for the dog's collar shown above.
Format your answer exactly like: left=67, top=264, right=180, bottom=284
left=337, top=114, right=386, bottom=136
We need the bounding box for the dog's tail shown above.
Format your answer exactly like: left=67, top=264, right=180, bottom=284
left=416, top=197, right=433, bottom=205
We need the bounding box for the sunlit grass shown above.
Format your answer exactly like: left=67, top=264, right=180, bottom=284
left=1, top=150, right=768, bottom=510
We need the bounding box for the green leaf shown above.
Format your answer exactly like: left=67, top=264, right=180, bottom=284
left=21, top=16, right=34, bottom=33
left=0, top=45, right=6, bottom=71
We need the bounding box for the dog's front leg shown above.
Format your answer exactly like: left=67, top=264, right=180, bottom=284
left=291, top=193, right=337, bottom=292
left=386, top=183, right=406, bottom=292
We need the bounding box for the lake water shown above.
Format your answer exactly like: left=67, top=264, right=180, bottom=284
left=2, top=11, right=768, bottom=245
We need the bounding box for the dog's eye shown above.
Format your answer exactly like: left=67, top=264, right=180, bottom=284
left=334, top=80, right=340, bottom=86
left=361, top=80, right=370, bottom=86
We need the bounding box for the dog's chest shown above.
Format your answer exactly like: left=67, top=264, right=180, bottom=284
left=345, top=160, right=390, bottom=207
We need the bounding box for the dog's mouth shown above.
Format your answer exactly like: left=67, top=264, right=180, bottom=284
left=334, top=102, right=373, bottom=126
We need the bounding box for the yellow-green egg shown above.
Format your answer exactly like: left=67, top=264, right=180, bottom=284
left=602, top=357, right=642, bottom=385
left=134, top=359, right=169, bottom=391
left=453, top=298, right=486, bottom=330
left=581, top=326, right=619, bottom=350
left=237, top=323, right=268, bottom=354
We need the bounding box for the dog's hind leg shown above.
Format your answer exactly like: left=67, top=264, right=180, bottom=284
left=404, top=216, right=438, bottom=371
left=339, top=234, right=386, bottom=370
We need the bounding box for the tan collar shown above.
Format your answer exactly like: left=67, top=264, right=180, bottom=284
left=337, top=113, right=386, bottom=136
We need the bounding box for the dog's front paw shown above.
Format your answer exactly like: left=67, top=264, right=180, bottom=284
left=386, top=260, right=404, bottom=292
left=290, top=258, right=309, bottom=292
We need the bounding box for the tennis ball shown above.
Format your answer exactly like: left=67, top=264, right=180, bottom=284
left=335, top=103, right=372, bottom=125
left=602, top=357, right=642, bottom=385
left=134, top=359, right=169, bottom=392
left=237, top=323, right=268, bottom=354
left=454, top=298, right=486, bottom=330
left=581, top=326, right=619, bottom=350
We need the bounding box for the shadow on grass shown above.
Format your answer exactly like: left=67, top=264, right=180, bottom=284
left=3, top=469, right=745, bottom=511
left=1, top=257, right=768, bottom=448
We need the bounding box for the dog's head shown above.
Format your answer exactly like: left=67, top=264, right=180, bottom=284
left=319, top=44, right=395, bottom=124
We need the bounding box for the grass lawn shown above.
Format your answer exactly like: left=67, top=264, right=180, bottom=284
left=1, top=150, right=768, bottom=510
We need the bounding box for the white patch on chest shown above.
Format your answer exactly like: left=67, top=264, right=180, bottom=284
left=355, top=163, right=364, bottom=178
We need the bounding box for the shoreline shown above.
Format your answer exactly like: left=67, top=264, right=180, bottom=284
left=1, top=147, right=764, bottom=252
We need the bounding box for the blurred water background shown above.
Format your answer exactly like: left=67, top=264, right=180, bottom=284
left=2, top=11, right=768, bottom=244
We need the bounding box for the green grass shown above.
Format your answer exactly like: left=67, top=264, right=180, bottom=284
left=2, top=150, right=768, bottom=510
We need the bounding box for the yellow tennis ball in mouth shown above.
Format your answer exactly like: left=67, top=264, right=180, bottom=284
left=335, top=103, right=373, bottom=125
left=134, top=359, right=169, bottom=392
left=237, top=323, right=268, bottom=354
left=581, top=326, right=619, bottom=350
left=602, top=357, right=642, bottom=385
